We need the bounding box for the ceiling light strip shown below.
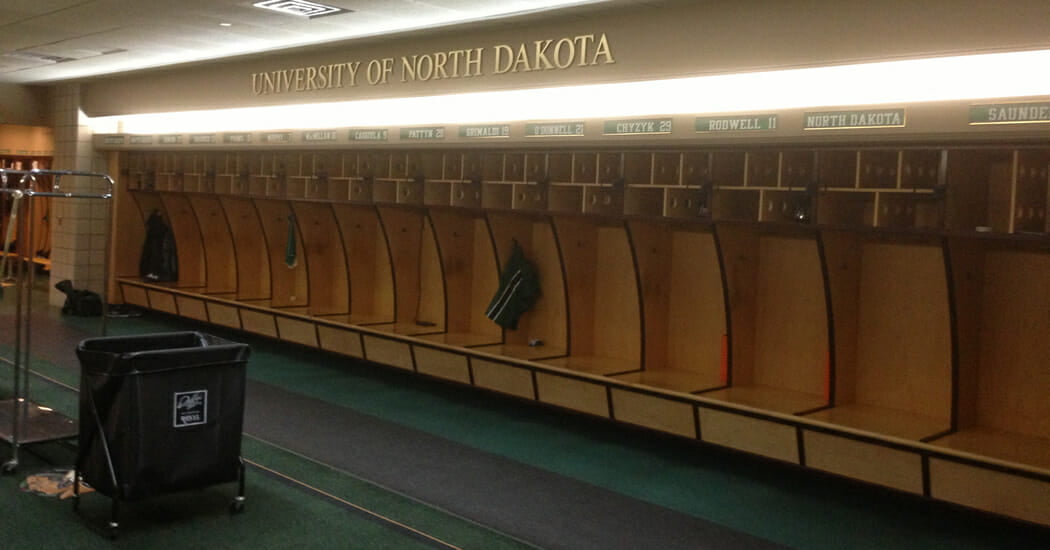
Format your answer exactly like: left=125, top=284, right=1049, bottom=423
left=86, top=49, right=1050, bottom=134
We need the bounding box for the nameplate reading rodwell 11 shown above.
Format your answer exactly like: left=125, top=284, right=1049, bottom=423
left=460, top=125, right=510, bottom=138
left=804, top=109, right=906, bottom=129
left=603, top=118, right=672, bottom=135
left=525, top=122, right=585, bottom=137
left=350, top=129, right=388, bottom=141
left=696, top=114, right=777, bottom=132
left=970, top=102, right=1050, bottom=125
left=400, top=127, right=445, bottom=140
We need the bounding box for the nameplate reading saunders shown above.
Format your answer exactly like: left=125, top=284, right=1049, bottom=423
left=129, top=136, right=153, bottom=145
left=159, top=135, right=182, bottom=145
left=696, top=114, right=777, bottom=132
left=525, top=122, right=585, bottom=137
left=969, top=102, right=1050, bottom=125
left=804, top=109, right=906, bottom=130
left=224, top=133, right=252, bottom=144
left=350, top=129, right=388, bottom=141
left=400, top=127, right=445, bottom=140
left=603, top=118, right=672, bottom=135
left=190, top=134, right=217, bottom=145
left=459, top=125, right=510, bottom=138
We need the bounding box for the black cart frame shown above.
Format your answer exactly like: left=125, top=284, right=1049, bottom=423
left=72, top=331, right=251, bottom=537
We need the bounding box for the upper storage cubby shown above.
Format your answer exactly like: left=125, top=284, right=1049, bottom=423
left=945, top=147, right=1048, bottom=235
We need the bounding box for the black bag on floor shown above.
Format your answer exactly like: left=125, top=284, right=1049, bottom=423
left=55, top=279, right=103, bottom=317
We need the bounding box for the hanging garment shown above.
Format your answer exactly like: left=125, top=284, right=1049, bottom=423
left=285, top=213, right=298, bottom=268
left=485, top=240, right=540, bottom=330
left=139, top=210, right=178, bottom=282
left=1, top=191, right=23, bottom=284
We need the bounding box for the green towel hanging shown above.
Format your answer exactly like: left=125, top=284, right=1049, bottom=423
left=285, top=213, right=298, bottom=269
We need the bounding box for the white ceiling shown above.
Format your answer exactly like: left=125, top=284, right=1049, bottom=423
left=0, top=0, right=617, bottom=84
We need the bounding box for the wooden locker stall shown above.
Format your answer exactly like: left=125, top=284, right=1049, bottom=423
left=329, top=203, right=395, bottom=325
left=250, top=199, right=309, bottom=312
left=125, top=191, right=172, bottom=281
left=543, top=216, right=641, bottom=376
left=812, top=230, right=953, bottom=440
left=218, top=197, right=270, bottom=301
left=373, top=205, right=445, bottom=335
left=111, top=185, right=149, bottom=280
left=937, top=239, right=1050, bottom=468
left=476, top=211, right=568, bottom=361
left=931, top=238, right=1050, bottom=525
left=155, top=193, right=205, bottom=288
left=422, top=208, right=502, bottom=347
left=705, top=224, right=830, bottom=414
left=617, top=219, right=727, bottom=393
left=290, top=201, right=349, bottom=316
left=187, top=195, right=237, bottom=295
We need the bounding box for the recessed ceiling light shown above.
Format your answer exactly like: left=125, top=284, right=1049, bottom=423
left=252, top=0, right=349, bottom=19
left=219, top=22, right=232, bottom=27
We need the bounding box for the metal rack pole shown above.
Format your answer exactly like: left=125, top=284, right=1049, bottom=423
left=0, top=169, right=115, bottom=472
left=1, top=170, right=32, bottom=470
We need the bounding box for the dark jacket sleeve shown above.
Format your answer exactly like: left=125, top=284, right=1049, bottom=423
left=485, top=241, right=540, bottom=330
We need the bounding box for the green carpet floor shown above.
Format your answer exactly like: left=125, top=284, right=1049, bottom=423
left=0, top=315, right=536, bottom=549
left=4, top=295, right=1050, bottom=548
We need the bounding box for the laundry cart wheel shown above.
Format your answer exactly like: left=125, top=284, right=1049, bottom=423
left=230, top=496, right=246, bottom=514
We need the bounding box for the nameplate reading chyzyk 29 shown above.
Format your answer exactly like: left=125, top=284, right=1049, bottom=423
left=603, top=118, right=672, bottom=135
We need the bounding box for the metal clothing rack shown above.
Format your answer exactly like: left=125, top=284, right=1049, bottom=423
left=0, top=168, right=114, bottom=472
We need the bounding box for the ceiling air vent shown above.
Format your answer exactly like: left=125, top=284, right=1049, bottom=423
left=252, top=0, right=349, bottom=18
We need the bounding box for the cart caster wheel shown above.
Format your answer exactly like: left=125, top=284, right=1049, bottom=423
left=229, top=496, right=245, bottom=514
left=1, top=459, right=17, bottom=475
left=107, top=522, right=119, bottom=540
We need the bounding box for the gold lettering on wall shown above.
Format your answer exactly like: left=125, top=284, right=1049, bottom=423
left=250, top=33, right=614, bottom=95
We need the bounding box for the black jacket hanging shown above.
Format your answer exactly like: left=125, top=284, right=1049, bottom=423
left=139, top=210, right=178, bottom=282
left=485, top=240, right=540, bottom=330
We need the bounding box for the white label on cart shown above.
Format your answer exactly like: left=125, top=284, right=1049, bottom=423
left=174, top=390, right=208, bottom=428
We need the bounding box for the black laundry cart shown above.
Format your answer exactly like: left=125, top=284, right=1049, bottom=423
left=72, top=331, right=251, bottom=537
